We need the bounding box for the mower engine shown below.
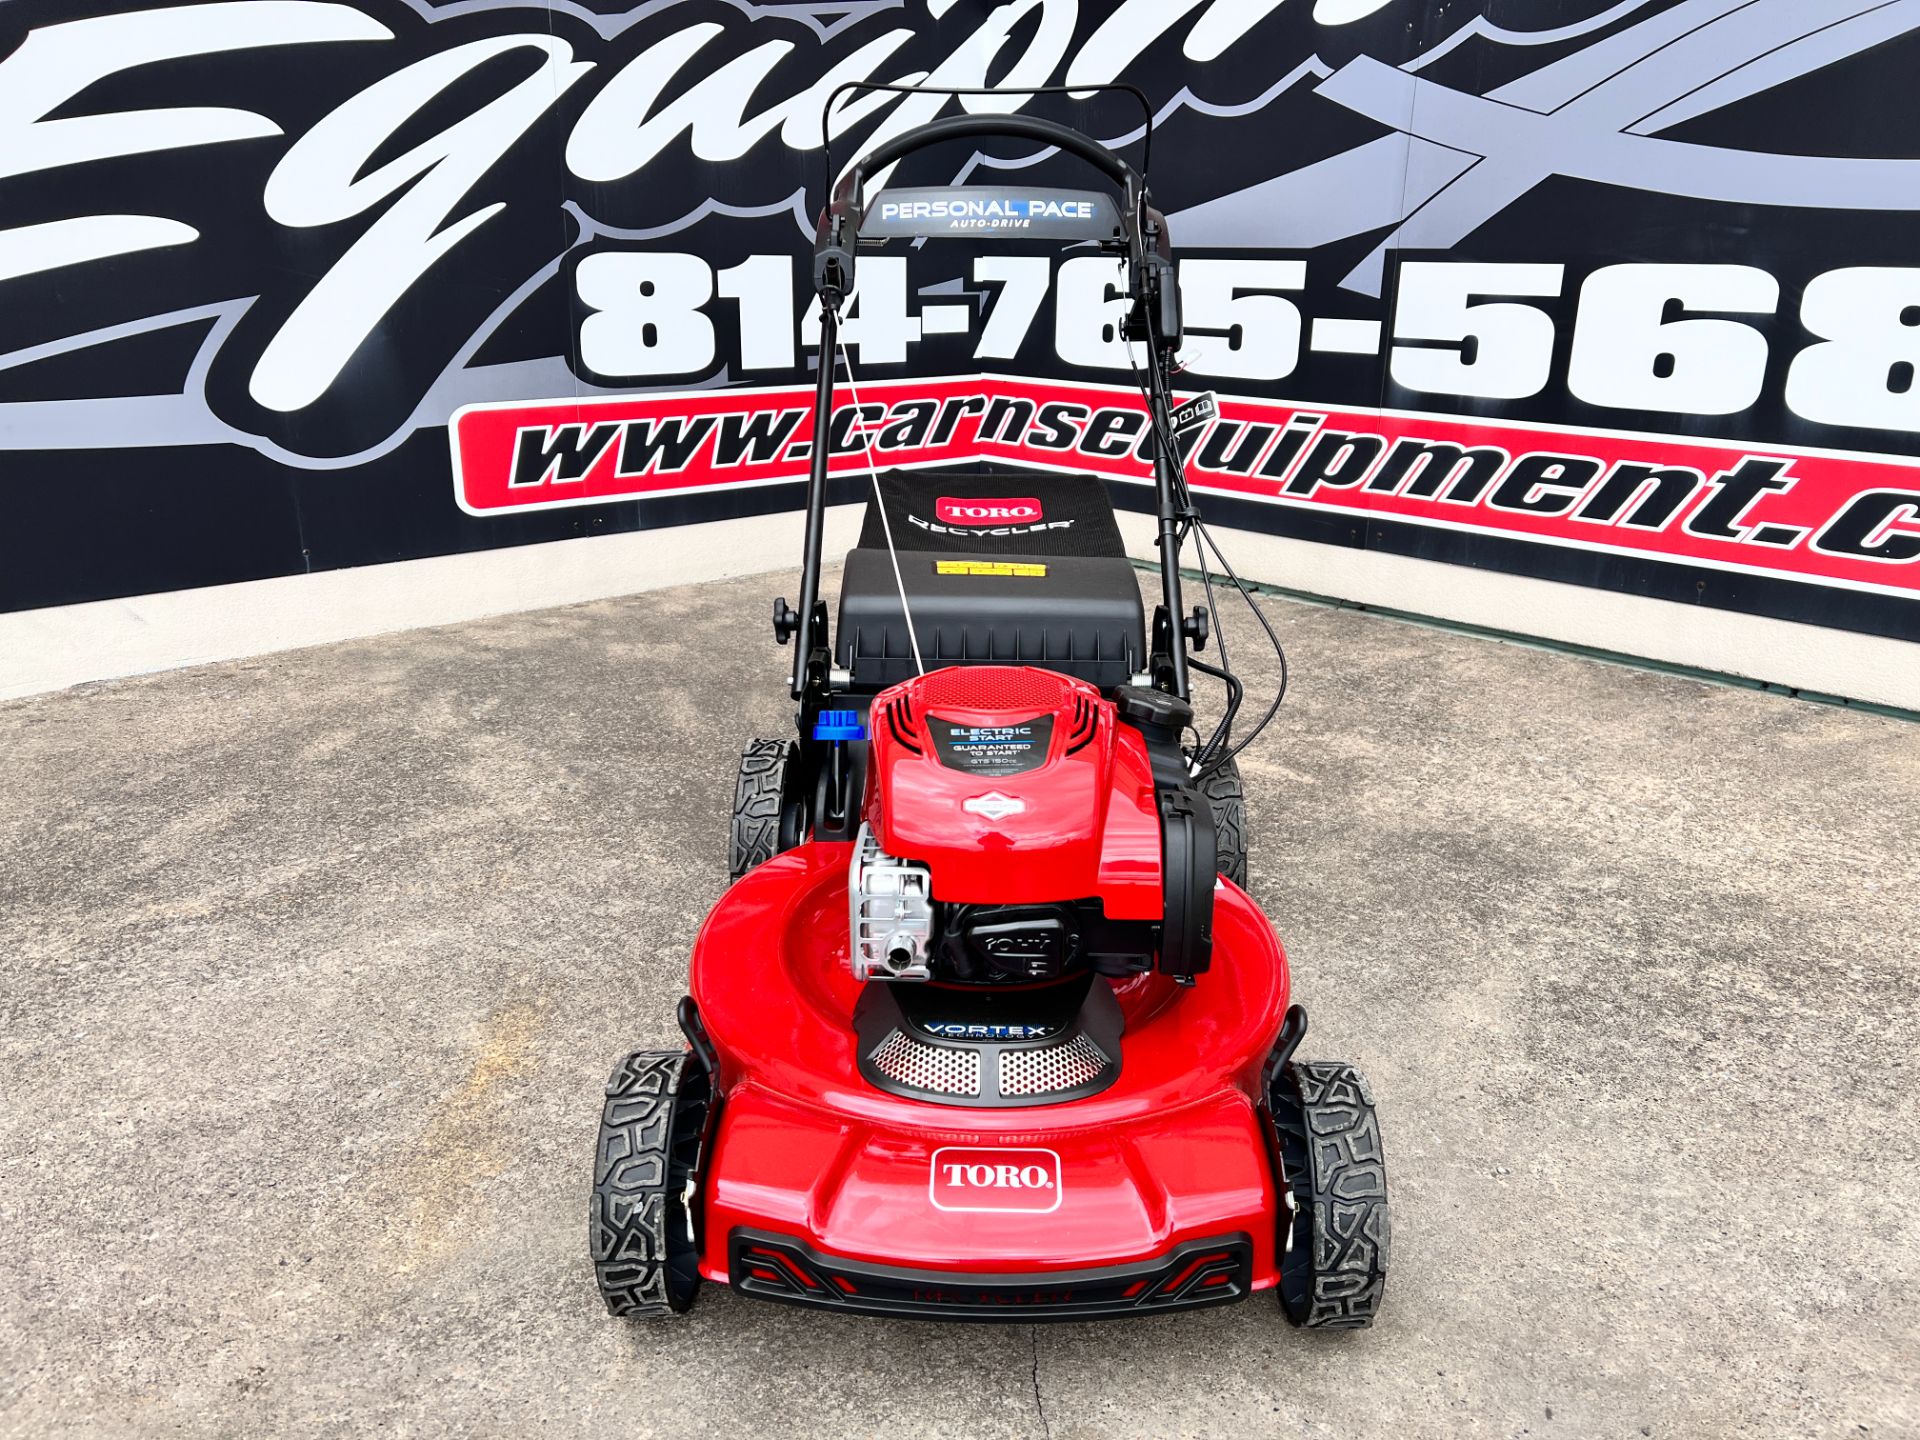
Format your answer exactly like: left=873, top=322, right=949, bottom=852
left=850, top=666, right=1188, bottom=989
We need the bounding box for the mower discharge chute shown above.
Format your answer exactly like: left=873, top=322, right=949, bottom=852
left=590, top=93, right=1391, bottom=1327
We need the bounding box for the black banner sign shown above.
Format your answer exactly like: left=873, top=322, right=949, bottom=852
left=2, top=0, right=1916, bottom=642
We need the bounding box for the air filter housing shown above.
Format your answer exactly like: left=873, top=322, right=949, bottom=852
left=864, top=666, right=1164, bottom=922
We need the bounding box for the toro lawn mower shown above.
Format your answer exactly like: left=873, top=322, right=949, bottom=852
left=589, top=88, right=1390, bottom=1327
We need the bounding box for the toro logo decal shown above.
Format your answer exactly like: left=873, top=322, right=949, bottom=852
left=935, top=496, right=1044, bottom=527
left=930, top=1147, right=1062, bottom=1214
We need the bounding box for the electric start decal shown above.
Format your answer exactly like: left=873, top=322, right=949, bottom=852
left=933, top=719, right=1053, bottom=779
left=451, top=373, right=1920, bottom=602
left=933, top=560, right=1048, bottom=578
left=929, top=1147, right=1063, bottom=1214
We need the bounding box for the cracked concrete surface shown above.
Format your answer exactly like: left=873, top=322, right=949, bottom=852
left=2, top=565, right=1917, bottom=1438
left=1030, top=1325, right=1051, bottom=1440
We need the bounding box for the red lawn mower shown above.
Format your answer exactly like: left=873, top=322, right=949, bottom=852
left=589, top=90, right=1390, bottom=1327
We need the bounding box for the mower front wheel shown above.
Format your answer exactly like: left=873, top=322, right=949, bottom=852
left=589, top=1050, right=712, bottom=1318
left=729, top=739, right=805, bottom=881
left=1198, top=757, right=1248, bottom=888
left=1270, top=1060, right=1390, bottom=1329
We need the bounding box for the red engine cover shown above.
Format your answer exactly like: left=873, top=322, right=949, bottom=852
left=866, top=666, right=1162, bottom=920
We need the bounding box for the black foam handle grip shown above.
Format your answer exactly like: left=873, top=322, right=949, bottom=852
left=840, top=113, right=1136, bottom=197
left=815, top=114, right=1140, bottom=301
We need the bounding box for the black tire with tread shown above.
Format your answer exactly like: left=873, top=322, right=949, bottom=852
left=1270, top=1059, right=1390, bottom=1329
left=730, top=739, right=799, bottom=882
left=589, top=1050, right=711, bottom=1318
left=1198, top=758, right=1248, bottom=887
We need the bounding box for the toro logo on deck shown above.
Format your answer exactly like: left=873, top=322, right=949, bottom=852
left=929, top=1147, right=1063, bottom=1214
left=935, top=497, right=1043, bottom=527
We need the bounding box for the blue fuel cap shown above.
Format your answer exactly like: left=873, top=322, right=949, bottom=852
left=812, top=710, right=867, bottom=742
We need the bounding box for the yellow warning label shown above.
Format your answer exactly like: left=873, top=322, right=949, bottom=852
left=934, top=561, right=1048, bottom=578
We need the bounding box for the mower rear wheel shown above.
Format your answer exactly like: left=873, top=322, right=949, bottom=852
left=1198, top=758, right=1248, bottom=887
left=1270, top=1060, right=1390, bottom=1329
left=590, top=1050, right=711, bottom=1318
left=730, top=739, right=804, bottom=881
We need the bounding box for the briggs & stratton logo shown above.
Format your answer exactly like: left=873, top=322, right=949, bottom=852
left=929, top=1147, right=1062, bottom=1214
left=935, top=497, right=1044, bottom=527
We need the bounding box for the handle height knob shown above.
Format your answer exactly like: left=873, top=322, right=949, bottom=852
left=773, top=597, right=800, bottom=645
left=1183, top=606, right=1210, bottom=651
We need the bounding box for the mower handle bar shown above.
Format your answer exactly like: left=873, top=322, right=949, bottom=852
left=838, top=111, right=1137, bottom=195
left=794, top=97, right=1194, bottom=705
left=815, top=112, right=1144, bottom=304
left=820, top=80, right=1153, bottom=186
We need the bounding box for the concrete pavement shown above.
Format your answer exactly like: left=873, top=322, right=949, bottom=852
left=2, top=567, right=1916, bottom=1438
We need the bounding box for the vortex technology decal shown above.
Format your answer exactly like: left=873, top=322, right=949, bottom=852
left=1, top=0, right=1917, bottom=643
